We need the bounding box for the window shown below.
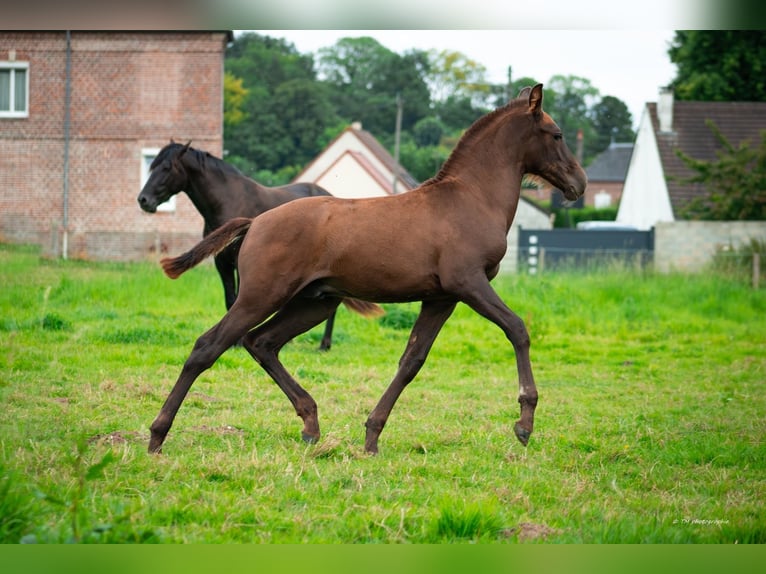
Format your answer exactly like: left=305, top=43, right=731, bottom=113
left=141, top=148, right=175, bottom=212
left=0, top=62, right=29, bottom=118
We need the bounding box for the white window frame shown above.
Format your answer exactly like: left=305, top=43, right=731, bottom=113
left=0, top=61, right=29, bottom=118
left=141, top=147, right=176, bottom=212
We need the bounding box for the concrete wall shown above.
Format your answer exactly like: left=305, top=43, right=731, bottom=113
left=654, top=221, right=766, bottom=272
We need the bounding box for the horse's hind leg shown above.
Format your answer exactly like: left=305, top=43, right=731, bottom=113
left=318, top=309, right=336, bottom=351
left=242, top=296, right=342, bottom=443
left=214, top=253, right=238, bottom=310
left=364, top=299, right=456, bottom=454
left=148, top=309, right=258, bottom=453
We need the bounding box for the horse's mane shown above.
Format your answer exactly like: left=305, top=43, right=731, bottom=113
left=151, top=142, right=245, bottom=179
left=422, top=94, right=529, bottom=186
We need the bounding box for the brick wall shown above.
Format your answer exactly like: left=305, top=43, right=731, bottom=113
left=0, top=31, right=228, bottom=260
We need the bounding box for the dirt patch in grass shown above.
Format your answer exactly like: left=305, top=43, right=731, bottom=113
left=503, top=522, right=561, bottom=541
left=88, top=430, right=145, bottom=445
left=189, top=425, right=246, bottom=436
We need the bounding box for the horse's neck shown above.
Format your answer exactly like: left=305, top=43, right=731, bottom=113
left=183, top=164, right=244, bottom=225
left=439, top=121, right=525, bottom=228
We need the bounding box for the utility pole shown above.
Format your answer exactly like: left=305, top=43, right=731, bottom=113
left=392, top=93, right=403, bottom=194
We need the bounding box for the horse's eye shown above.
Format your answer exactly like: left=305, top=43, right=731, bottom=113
left=553, top=133, right=563, bottom=141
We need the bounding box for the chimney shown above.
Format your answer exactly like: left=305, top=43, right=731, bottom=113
left=351, top=121, right=362, bottom=131
left=658, top=88, right=674, bottom=133
left=575, top=129, right=584, bottom=164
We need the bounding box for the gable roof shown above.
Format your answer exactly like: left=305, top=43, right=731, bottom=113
left=585, top=142, right=633, bottom=182
left=352, top=127, right=420, bottom=190
left=293, top=123, right=418, bottom=196
left=648, top=100, right=766, bottom=216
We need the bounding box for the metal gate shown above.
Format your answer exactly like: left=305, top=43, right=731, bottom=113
left=517, top=228, right=654, bottom=273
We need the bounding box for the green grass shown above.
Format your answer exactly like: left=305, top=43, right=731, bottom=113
left=1, top=243, right=764, bottom=543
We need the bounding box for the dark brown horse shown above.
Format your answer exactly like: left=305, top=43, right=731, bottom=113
left=137, top=141, right=378, bottom=350
left=148, top=85, right=587, bottom=455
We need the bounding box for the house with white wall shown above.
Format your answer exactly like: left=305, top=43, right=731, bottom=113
left=292, top=122, right=417, bottom=198
left=617, top=89, right=766, bottom=230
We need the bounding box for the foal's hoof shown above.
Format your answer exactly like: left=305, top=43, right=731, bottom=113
left=513, top=423, right=531, bottom=447
left=301, top=431, right=319, bottom=444
left=148, top=429, right=168, bottom=454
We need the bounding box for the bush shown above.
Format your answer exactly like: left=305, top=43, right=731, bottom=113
left=553, top=206, right=618, bottom=228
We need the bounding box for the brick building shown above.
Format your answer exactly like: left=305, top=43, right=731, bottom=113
left=0, top=31, right=230, bottom=260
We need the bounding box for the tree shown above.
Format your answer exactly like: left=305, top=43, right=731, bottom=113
left=317, top=37, right=431, bottom=139
left=224, top=32, right=337, bottom=176
left=272, top=79, right=339, bottom=167
left=226, top=32, right=315, bottom=90
left=677, top=120, right=766, bottom=220
left=589, top=95, right=635, bottom=151
left=412, top=116, right=445, bottom=147
left=425, top=49, right=490, bottom=105
left=398, top=137, right=451, bottom=182
left=544, top=75, right=600, bottom=163
left=422, top=48, right=500, bottom=132
left=223, top=71, right=248, bottom=130
left=433, top=95, right=487, bottom=134
left=668, top=31, right=766, bottom=102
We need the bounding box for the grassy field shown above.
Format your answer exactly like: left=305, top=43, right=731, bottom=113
left=1, top=243, right=764, bottom=543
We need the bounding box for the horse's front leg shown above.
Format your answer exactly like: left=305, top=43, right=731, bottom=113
left=457, top=279, right=538, bottom=447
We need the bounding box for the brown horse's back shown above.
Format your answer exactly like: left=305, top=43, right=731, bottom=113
left=235, top=190, right=506, bottom=304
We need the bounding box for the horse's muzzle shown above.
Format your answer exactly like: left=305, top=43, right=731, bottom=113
left=561, top=185, right=584, bottom=201
left=562, top=171, right=587, bottom=201
left=137, top=195, right=157, bottom=213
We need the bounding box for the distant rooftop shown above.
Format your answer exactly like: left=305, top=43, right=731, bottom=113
left=586, top=141, right=634, bottom=182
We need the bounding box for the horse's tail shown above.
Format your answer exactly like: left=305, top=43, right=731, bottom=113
left=161, top=217, right=252, bottom=279
left=342, top=298, right=385, bottom=318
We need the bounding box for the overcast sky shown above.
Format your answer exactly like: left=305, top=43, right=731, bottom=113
left=249, top=29, right=678, bottom=131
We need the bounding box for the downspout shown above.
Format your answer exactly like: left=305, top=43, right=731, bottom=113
left=62, top=30, right=71, bottom=259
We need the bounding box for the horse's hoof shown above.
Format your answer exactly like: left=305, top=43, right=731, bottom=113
left=513, top=423, right=531, bottom=447
left=364, top=436, right=380, bottom=455
left=148, top=432, right=166, bottom=454
left=301, top=432, right=319, bottom=444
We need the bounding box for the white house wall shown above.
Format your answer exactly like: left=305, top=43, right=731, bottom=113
left=316, top=154, right=389, bottom=198
left=616, top=106, right=674, bottom=230
left=296, top=130, right=393, bottom=190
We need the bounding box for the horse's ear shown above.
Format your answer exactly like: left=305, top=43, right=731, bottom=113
left=529, top=84, right=544, bottom=116
left=180, top=141, right=192, bottom=155
left=516, top=86, right=532, bottom=100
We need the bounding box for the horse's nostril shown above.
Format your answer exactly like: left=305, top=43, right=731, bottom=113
left=138, top=196, right=146, bottom=205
